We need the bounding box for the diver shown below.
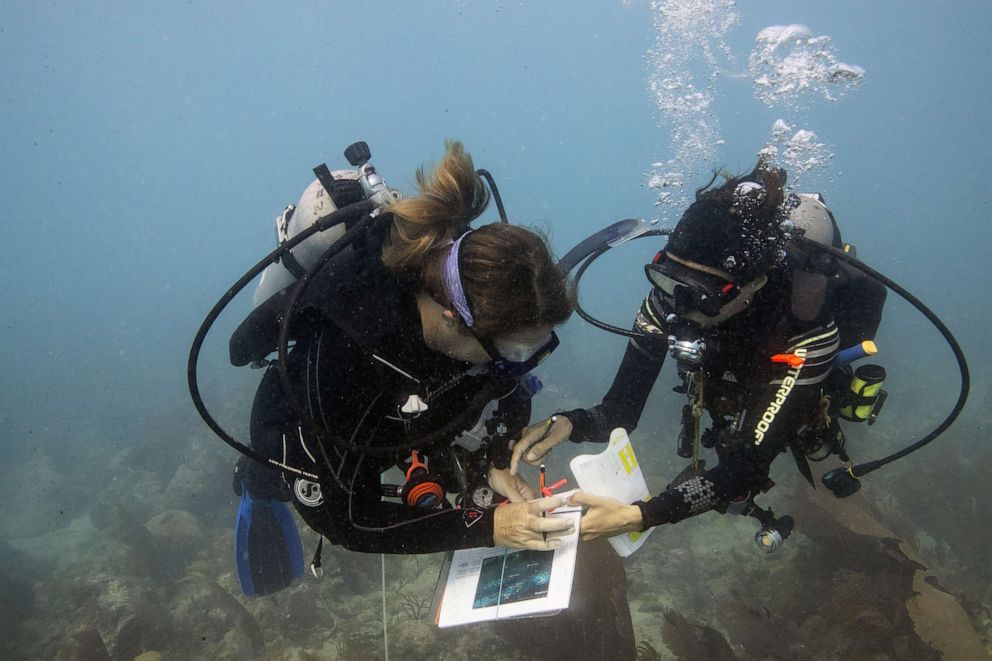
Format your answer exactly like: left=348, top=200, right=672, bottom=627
left=227, top=141, right=576, bottom=595
left=510, top=158, right=890, bottom=546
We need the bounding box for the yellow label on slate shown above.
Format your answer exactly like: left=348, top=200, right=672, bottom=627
left=617, top=443, right=638, bottom=474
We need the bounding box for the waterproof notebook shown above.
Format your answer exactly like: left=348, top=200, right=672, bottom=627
left=569, top=428, right=653, bottom=557
left=431, top=507, right=581, bottom=628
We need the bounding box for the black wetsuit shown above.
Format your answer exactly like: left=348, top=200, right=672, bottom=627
left=231, top=220, right=529, bottom=553
left=562, top=270, right=840, bottom=529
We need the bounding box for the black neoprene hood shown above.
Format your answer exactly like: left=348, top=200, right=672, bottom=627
left=666, top=198, right=743, bottom=272
left=666, top=197, right=784, bottom=280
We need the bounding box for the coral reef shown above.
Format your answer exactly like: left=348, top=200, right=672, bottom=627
left=3, top=391, right=990, bottom=659
left=143, top=509, right=206, bottom=577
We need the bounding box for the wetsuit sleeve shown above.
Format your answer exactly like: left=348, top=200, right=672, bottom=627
left=562, top=292, right=669, bottom=443
left=635, top=319, right=839, bottom=528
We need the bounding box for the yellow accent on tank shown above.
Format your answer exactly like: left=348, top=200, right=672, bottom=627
left=839, top=364, right=886, bottom=421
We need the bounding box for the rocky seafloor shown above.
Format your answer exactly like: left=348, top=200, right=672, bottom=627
left=2, top=400, right=990, bottom=660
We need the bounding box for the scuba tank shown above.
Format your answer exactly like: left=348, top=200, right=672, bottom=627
left=189, top=142, right=398, bottom=475
left=252, top=161, right=402, bottom=308
left=252, top=176, right=350, bottom=307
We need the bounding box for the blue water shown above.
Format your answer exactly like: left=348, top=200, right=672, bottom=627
left=2, top=2, right=990, bottom=659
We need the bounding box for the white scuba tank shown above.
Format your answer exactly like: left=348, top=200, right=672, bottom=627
left=252, top=171, right=361, bottom=308
left=786, top=192, right=837, bottom=322
left=788, top=193, right=834, bottom=247
left=569, top=428, right=654, bottom=557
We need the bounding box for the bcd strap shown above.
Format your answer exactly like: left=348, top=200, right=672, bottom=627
left=310, top=536, right=324, bottom=578
left=313, top=163, right=367, bottom=228
left=274, top=205, right=307, bottom=279
left=313, top=163, right=337, bottom=199
left=835, top=391, right=879, bottom=409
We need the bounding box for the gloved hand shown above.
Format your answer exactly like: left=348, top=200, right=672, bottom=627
left=567, top=492, right=644, bottom=541
left=493, top=494, right=574, bottom=550
left=509, top=415, right=573, bottom=475
left=488, top=467, right=537, bottom=503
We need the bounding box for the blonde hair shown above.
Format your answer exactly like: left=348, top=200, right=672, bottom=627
left=382, top=140, right=488, bottom=270
left=383, top=141, right=574, bottom=338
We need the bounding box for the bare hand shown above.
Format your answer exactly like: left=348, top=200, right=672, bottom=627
left=510, top=415, right=573, bottom=475
left=488, top=467, right=537, bottom=503
left=492, top=494, right=574, bottom=550
left=568, top=491, right=644, bottom=541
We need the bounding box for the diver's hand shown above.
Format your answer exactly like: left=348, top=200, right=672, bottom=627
left=488, top=467, right=537, bottom=503
left=492, top=495, right=573, bottom=550
left=510, top=415, right=573, bottom=475
left=568, top=492, right=643, bottom=541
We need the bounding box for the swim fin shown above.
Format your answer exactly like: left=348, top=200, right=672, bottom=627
left=234, top=481, right=305, bottom=596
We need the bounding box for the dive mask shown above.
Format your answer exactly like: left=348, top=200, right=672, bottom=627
left=479, top=332, right=560, bottom=379
left=442, top=230, right=560, bottom=379
left=645, top=252, right=739, bottom=317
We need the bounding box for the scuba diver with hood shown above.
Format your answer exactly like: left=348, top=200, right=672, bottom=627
left=511, top=157, right=900, bottom=548
left=209, top=141, right=576, bottom=596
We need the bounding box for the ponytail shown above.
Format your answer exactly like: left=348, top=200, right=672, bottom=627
left=381, top=140, right=489, bottom=270
left=383, top=140, right=574, bottom=338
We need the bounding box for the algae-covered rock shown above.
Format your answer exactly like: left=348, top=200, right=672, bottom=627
left=60, top=571, right=175, bottom=661
left=143, top=510, right=205, bottom=571
left=110, top=603, right=174, bottom=661
left=132, top=652, right=162, bottom=661
left=92, top=503, right=170, bottom=582
left=162, top=440, right=232, bottom=527
left=786, top=478, right=987, bottom=659
left=389, top=621, right=437, bottom=660
left=169, top=576, right=265, bottom=658
left=99, top=470, right=162, bottom=522
left=54, top=628, right=111, bottom=661
left=661, top=609, right=737, bottom=661
left=0, top=448, right=87, bottom=539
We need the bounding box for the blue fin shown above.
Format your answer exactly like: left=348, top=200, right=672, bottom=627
left=234, top=482, right=305, bottom=596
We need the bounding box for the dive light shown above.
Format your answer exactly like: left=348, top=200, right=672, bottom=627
left=754, top=514, right=795, bottom=553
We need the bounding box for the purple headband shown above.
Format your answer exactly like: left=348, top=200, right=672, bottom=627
left=443, top=231, right=474, bottom=327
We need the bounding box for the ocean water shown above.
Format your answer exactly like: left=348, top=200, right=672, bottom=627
left=1, top=1, right=990, bottom=659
